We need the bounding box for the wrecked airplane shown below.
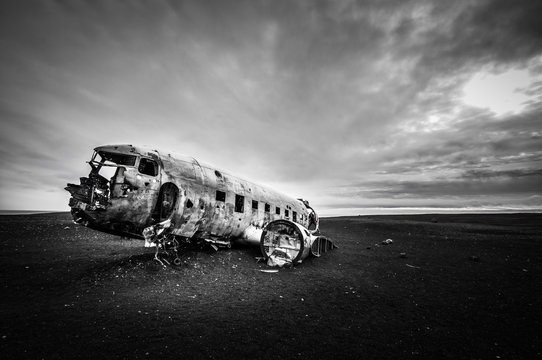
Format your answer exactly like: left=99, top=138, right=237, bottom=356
left=65, top=145, right=336, bottom=267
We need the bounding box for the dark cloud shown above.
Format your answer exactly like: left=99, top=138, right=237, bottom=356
left=337, top=166, right=542, bottom=199
left=404, top=0, right=542, bottom=78
left=450, top=0, right=542, bottom=61
left=401, top=175, right=540, bottom=198
left=460, top=168, right=542, bottom=181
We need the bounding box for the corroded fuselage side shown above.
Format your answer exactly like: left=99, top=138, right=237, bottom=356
left=160, top=152, right=316, bottom=245
left=66, top=144, right=318, bottom=246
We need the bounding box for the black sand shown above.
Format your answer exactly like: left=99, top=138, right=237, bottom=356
left=1, top=213, right=540, bottom=359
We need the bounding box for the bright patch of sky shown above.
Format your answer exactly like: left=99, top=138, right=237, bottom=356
left=462, top=66, right=541, bottom=116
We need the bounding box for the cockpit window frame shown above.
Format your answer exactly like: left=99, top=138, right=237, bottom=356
left=98, top=151, right=137, bottom=166
left=89, top=151, right=138, bottom=171
left=138, top=157, right=159, bottom=177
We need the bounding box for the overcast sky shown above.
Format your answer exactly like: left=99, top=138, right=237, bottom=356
left=1, top=0, right=541, bottom=215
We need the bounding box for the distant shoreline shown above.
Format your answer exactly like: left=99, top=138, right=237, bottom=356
left=0, top=210, right=69, bottom=216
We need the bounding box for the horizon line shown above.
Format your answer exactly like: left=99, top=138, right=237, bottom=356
left=1, top=208, right=541, bottom=217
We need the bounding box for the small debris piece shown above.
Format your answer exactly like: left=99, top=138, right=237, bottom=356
left=469, top=256, right=480, bottom=262
left=382, top=239, right=393, bottom=245
left=406, top=264, right=420, bottom=269
left=63, top=226, right=70, bottom=229
left=267, top=252, right=292, bottom=267
left=400, top=252, right=407, bottom=258
left=259, top=269, right=279, bottom=273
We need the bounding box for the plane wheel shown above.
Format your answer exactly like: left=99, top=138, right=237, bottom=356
left=173, top=257, right=182, bottom=266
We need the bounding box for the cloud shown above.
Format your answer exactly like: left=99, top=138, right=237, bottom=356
left=1, top=0, right=541, bottom=212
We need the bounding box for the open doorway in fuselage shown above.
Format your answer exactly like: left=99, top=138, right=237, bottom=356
left=152, top=183, right=179, bottom=222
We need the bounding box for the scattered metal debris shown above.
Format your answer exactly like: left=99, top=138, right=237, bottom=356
left=382, top=239, right=393, bottom=245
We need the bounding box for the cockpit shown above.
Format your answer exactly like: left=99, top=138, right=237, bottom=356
left=66, top=146, right=161, bottom=212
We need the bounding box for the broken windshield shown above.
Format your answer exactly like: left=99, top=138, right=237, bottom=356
left=97, top=151, right=137, bottom=166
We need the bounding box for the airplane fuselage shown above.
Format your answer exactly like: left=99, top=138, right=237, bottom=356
left=66, top=145, right=319, bottom=248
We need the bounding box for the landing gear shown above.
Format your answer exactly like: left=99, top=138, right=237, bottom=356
left=152, top=236, right=185, bottom=267
left=170, top=238, right=183, bottom=267
left=154, top=244, right=170, bottom=267
left=143, top=220, right=186, bottom=267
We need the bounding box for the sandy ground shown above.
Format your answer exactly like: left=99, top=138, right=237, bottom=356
left=0, top=212, right=540, bottom=359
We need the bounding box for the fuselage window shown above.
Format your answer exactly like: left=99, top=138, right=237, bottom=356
left=264, top=203, right=270, bottom=212
left=235, top=195, right=244, bottom=213
left=216, top=190, right=226, bottom=202
left=252, top=200, right=258, bottom=210
left=285, top=209, right=289, bottom=218
left=139, top=158, right=158, bottom=176
left=275, top=207, right=280, bottom=215
left=293, top=211, right=297, bottom=222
